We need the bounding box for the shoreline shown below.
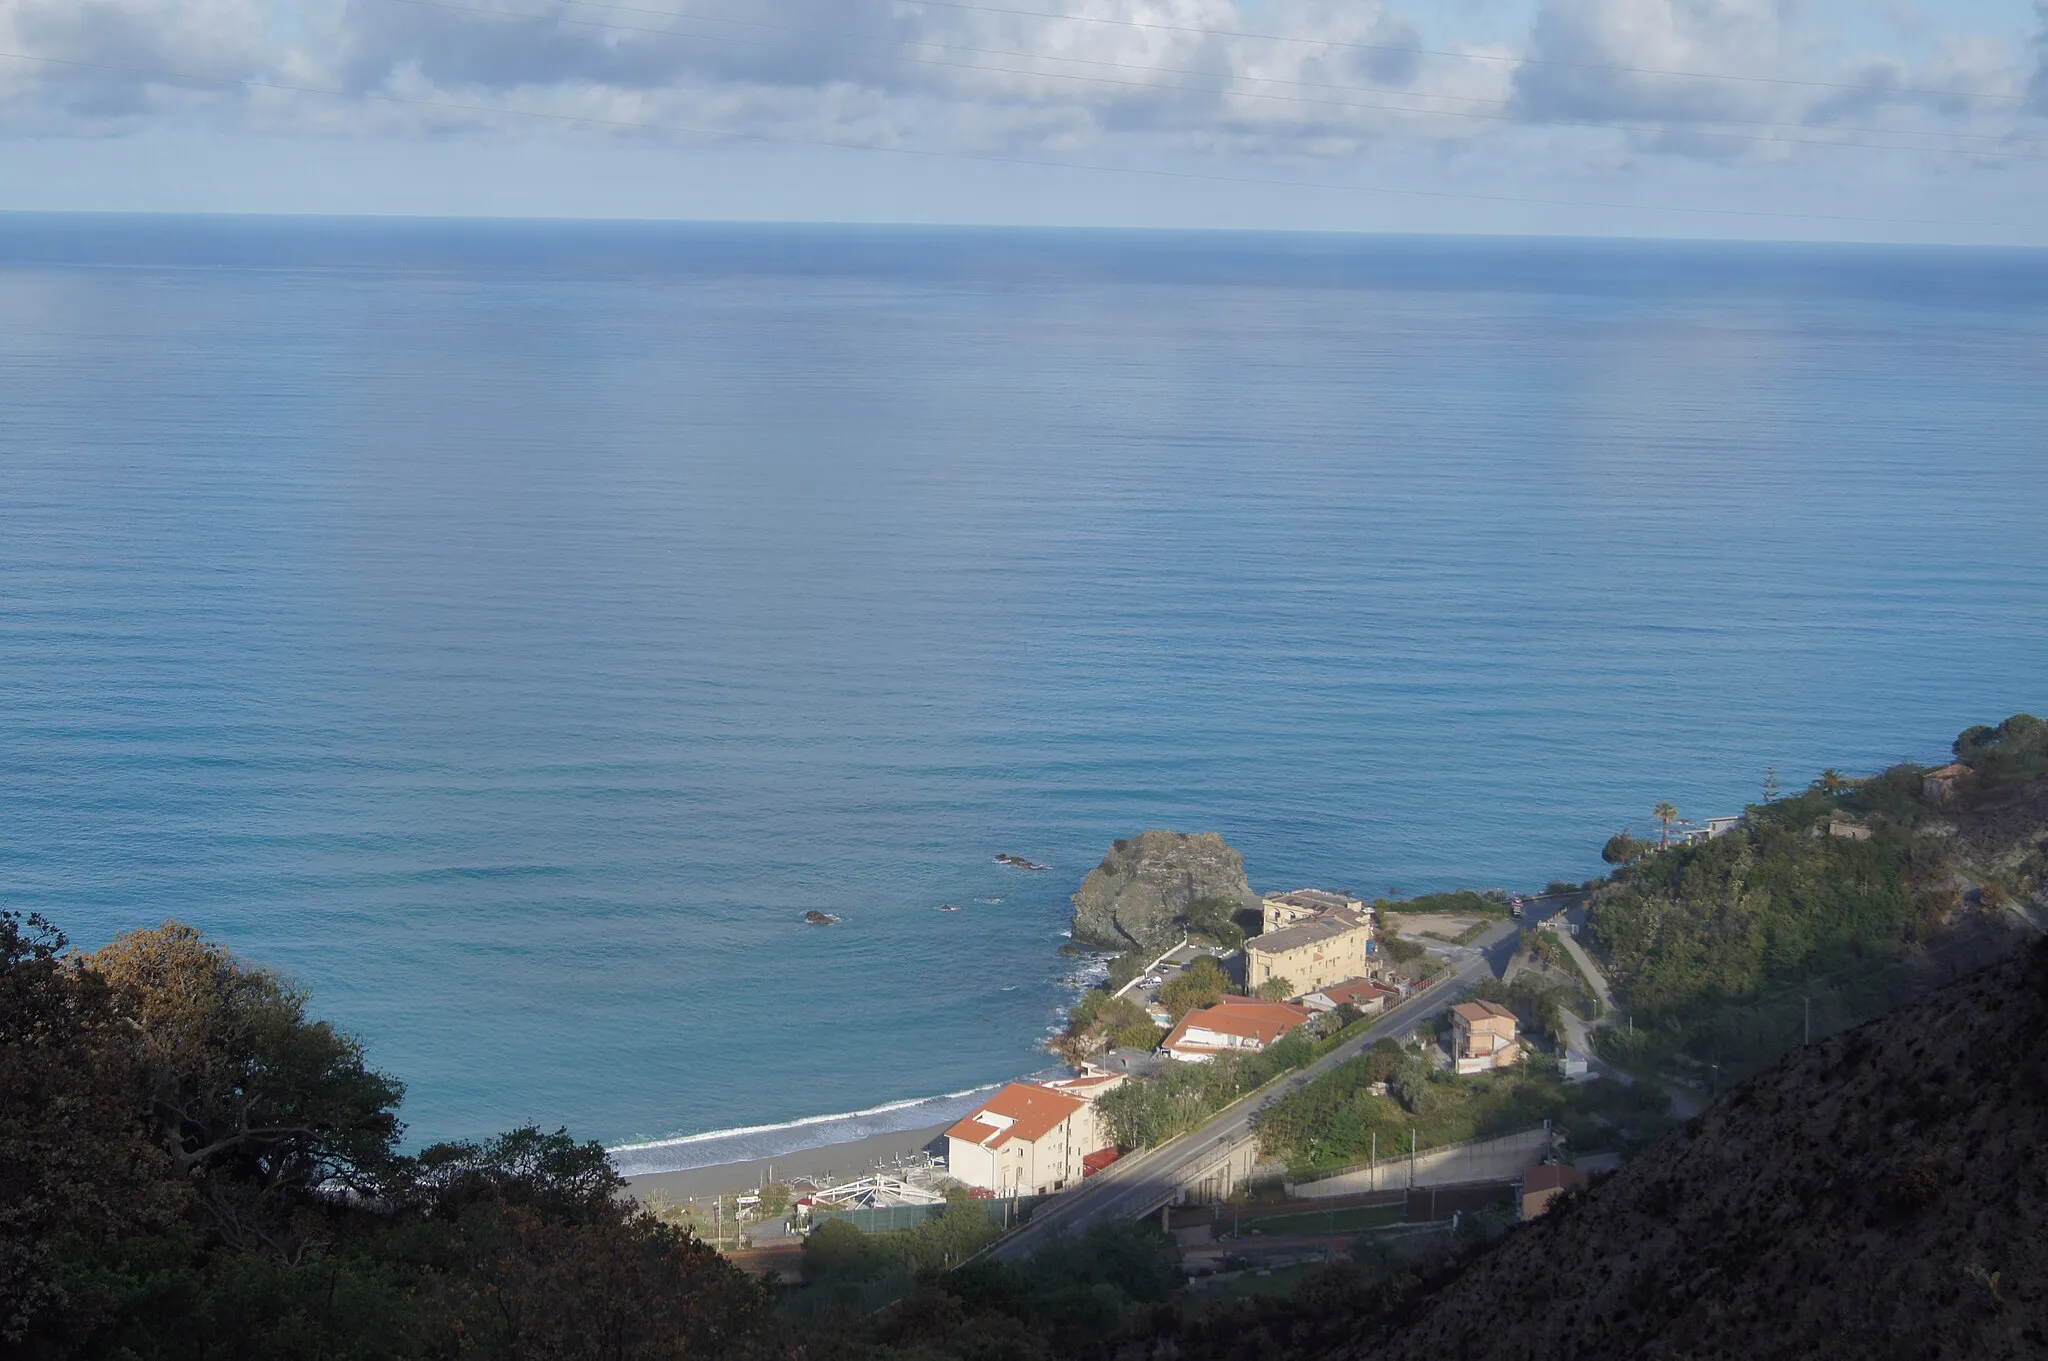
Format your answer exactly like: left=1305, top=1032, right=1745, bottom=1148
left=625, top=1122, right=954, bottom=1204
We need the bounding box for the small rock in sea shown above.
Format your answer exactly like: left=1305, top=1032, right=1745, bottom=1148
left=804, top=911, right=838, bottom=926
left=995, top=854, right=1051, bottom=872
left=939, top=903, right=960, bottom=912
left=1058, top=944, right=1080, bottom=957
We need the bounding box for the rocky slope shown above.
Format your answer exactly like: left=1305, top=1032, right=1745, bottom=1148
left=1070, top=831, right=1259, bottom=950
left=1337, top=934, right=2048, bottom=1361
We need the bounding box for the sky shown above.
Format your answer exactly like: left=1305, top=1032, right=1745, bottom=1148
left=0, top=0, right=2044, bottom=241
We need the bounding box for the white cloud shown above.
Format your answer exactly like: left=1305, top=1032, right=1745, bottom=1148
left=0, top=0, right=2038, bottom=170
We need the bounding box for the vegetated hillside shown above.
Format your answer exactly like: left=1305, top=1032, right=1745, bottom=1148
left=1587, top=714, right=2048, bottom=1084
left=1335, top=936, right=2048, bottom=1361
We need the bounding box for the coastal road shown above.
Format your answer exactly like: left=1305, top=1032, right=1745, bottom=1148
left=983, top=915, right=1526, bottom=1263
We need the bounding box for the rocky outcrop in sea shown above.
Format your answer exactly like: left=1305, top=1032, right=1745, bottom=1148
left=1070, top=829, right=1259, bottom=950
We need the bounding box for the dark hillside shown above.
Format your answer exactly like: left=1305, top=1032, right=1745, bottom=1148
left=1333, top=937, right=2048, bottom=1361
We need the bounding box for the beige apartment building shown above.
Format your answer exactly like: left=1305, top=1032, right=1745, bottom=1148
left=1260, top=888, right=1366, bottom=934
left=1244, top=907, right=1374, bottom=998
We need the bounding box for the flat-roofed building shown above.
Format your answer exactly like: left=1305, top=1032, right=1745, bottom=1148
left=1160, top=996, right=1312, bottom=1062
left=1261, top=888, right=1365, bottom=934
left=1245, top=907, right=1373, bottom=998
left=945, top=1076, right=1123, bottom=1197
left=1450, top=999, right=1522, bottom=1075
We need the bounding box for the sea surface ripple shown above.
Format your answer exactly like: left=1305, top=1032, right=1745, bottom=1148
left=1, top=217, right=2044, bottom=1165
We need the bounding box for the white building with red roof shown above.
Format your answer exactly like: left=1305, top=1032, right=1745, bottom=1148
left=1160, top=996, right=1313, bottom=1062
left=1303, top=977, right=1399, bottom=1014
left=945, top=1074, right=1124, bottom=1197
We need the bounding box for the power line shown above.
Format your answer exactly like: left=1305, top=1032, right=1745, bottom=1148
left=0, top=48, right=2013, bottom=232
left=372, top=0, right=2047, bottom=162
left=876, top=0, right=2036, bottom=106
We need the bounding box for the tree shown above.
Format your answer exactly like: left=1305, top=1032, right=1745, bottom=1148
left=410, top=1124, right=623, bottom=1223
left=0, top=913, right=178, bottom=1344
left=1254, top=977, right=1296, bottom=1001
left=1815, top=768, right=1848, bottom=795
left=1762, top=764, right=1781, bottom=803
left=1156, top=957, right=1229, bottom=1020
left=1652, top=802, right=1679, bottom=848
left=87, top=923, right=405, bottom=1252
left=1602, top=828, right=1649, bottom=865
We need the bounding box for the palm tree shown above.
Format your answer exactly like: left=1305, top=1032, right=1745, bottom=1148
left=1815, top=768, right=1847, bottom=796
left=1653, top=801, right=1679, bottom=847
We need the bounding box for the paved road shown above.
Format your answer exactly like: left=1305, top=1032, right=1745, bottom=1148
left=985, top=915, right=1526, bottom=1263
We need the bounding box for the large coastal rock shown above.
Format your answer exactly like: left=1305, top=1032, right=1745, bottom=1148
left=1070, top=830, right=1259, bottom=951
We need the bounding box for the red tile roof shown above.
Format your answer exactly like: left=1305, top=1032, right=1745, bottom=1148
left=1452, top=999, right=1517, bottom=1025
left=945, top=1083, right=1087, bottom=1150
left=1162, top=996, right=1312, bottom=1053
left=1315, top=977, right=1396, bottom=1006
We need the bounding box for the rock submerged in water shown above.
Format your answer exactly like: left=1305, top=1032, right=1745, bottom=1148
left=804, top=911, right=838, bottom=926
left=1070, top=830, right=1259, bottom=951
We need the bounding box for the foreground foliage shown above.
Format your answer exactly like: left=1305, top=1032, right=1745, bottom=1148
left=1, top=913, right=772, bottom=1360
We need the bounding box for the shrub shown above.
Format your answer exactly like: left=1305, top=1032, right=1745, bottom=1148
left=1157, top=957, right=1230, bottom=1020
left=1184, top=898, right=1249, bottom=949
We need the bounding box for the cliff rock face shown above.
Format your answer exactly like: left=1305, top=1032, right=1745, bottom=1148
left=1070, top=830, right=1258, bottom=951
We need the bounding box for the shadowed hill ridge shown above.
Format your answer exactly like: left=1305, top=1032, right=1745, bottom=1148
left=1335, top=938, right=2048, bottom=1361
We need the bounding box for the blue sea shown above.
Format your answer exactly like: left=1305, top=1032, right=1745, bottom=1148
left=2, top=215, right=2044, bottom=1169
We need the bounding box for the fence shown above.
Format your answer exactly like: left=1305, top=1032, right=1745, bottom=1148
left=1285, top=1124, right=1553, bottom=1200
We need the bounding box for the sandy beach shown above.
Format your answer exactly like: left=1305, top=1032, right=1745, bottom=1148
left=625, top=1122, right=953, bottom=1204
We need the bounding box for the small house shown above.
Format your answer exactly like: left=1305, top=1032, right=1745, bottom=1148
left=1923, top=763, right=1969, bottom=805
left=1449, top=999, right=1522, bottom=1075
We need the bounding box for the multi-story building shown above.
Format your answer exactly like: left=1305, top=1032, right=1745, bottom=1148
left=1244, top=906, right=1374, bottom=998
left=1449, top=999, right=1522, bottom=1074
left=1260, top=888, right=1365, bottom=934
left=944, top=1075, right=1123, bottom=1197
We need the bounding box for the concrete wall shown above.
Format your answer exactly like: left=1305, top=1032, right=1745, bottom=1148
left=1173, top=1136, right=1264, bottom=1206
left=1286, top=1125, right=1553, bottom=1199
